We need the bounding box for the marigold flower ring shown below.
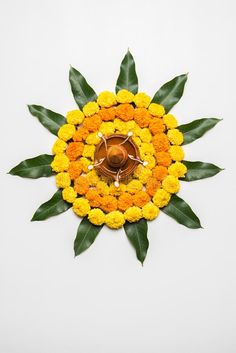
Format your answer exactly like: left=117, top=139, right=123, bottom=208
left=9, top=50, right=223, bottom=264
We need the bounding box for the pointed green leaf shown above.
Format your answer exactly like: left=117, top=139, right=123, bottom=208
left=115, top=50, right=138, bottom=94
left=31, top=190, right=71, bottom=221
left=162, top=195, right=202, bottom=229
left=74, top=218, right=103, bottom=257
left=178, top=118, right=221, bottom=145
left=181, top=161, right=223, bottom=181
left=69, top=66, right=97, bottom=109
left=9, top=154, right=54, bottom=179
left=151, top=74, right=187, bottom=113
left=28, top=105, right=65, bottom=135
left=124, top=219, right=148, bottom=264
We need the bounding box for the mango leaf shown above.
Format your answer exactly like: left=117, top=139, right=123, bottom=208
left=74, top=218, right=103, bottom=257
left=69, top=66, right=97, bottom=109
left=9, top=154, right=54, bottom=179
left=124, top=219, right=148, bottom=265
left=151, top=74, right=187, bottom=113
left=178, top=118, right=221, bottom=145
left=162, top=195, right=202, bottom=229
left=116, top=50, right=138, bottom=94
left=181, top=161, right=223, bottom=181
left=28, top=105, right=65, bottom=135
left=31, top=190, right=71, bottom=221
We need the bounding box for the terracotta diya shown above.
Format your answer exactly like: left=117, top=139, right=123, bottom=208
left=92, top=133, right=145, bottom=184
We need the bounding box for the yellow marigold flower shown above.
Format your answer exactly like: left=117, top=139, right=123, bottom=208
left=96, top=181, right=110, bottom=196
left=148, top=103, right=165, bottom=117
left=66, top=110, right=84, bottom=125
left=169, top=146, right=184, bottom=161
left=116, top=89, right=134, bottom=103
left=78, top=157, right=90, bottom=173
left=99, top=121, right=115, bottom=136
left=55, top=172, right=71, bottom=188
left=142, top=202, right=159, bottom=221
left=138, top=168, right=152, bottom=184
left=139, top=143, right=155, bottom=159
left=132, top=136, right=141, bottom=146
left=52, top=139, right=67, bottom=154
left=105, top=211, right=125, bottom=229
left=51, top=154, right=70, bottom=172
left=86, top=170, right=100, bottom=186
left=134, top=164, right=144, bottom=178
left=162, top=175, right=180, bottom=194
left=163, top=114, right=178, bottom=129
left=109, top=182, right=126, bottom=196
left=133, top=92, right=151, bottom=108
left=114, top=118, right=125, bottom=131
left=126, top=180, right=143, bottom=194
left=168, top=162, right=187, bottom=178
left=139, top=128, right=152, bottom=143
left=153, top=189, right=171, bottom=208
left=88, top=208, right=105, bottom=226
left=124, top=206, right=142, bottom=223
left=132, top=126, right=142, bottom=138
left=143, top=155, right=156, bottom=170
left=126, top=120, right=137, bottom=131
left=73, top=198, right=90, bottom=217
left=83, top=102, right=99, bottom=117
left=82, top=145, right=95, bottom=160
left=85, top=132, right=101, bottom=145
left=167, top=129, right=184, bottom=145
left=97, top=91, right=117, bottom=108
left=62, top=186, right=77, bottom=203
left=58, top=124, right=76, bottom=141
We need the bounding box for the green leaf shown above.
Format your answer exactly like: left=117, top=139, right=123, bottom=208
left=9, top=154, right=54, bottom=179
left=162, top=195, right=202, bottom=229
left=31, top=190, right=71, bottom=221
left=69, top=66, right=97, bottom=109
left=115, top=50, right=138, bottom=94
left=178, top=118, right=221, bottom=145
left=151, top=74, right=187, bottom=113
left=28, top=105, right=65, bottom=135
left=74, top=218, right=103, bottom=257
left=181, top=160, right=223, bottom=181
left=124, top=219, right=148, bottom=265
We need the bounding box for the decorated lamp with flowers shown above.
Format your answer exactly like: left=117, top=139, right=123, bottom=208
left=9, top=50, right=223, bottom=264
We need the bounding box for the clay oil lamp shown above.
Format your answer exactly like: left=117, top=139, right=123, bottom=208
left=88, top=132, right=148, bottom=186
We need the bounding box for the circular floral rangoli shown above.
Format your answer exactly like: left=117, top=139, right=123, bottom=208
left=9, top=50, right=222, bottom=264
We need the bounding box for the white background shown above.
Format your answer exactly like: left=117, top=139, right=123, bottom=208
left=1, top=0, right=236, bottom=352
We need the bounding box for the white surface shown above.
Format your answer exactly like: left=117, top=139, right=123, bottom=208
left=1, top=0, right=236, bottom=352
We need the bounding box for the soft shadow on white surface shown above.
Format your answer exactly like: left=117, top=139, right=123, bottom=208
left=1, top=0, right=236, bottom=352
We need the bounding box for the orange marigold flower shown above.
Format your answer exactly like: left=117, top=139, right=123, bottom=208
left=83, top=114, right=102, bottom=132
left=98, top=107, right=116, bottom=121
left=152, top=133, right=170, bottom=152
left=74, top=175, right=89, bottom=195
left=118, top=192, right=133, bottom=211
left=85, top=189, right=102, bottom=208
left=149, top=118, right=165, bottom=135
left=66, top=142, right=84, bottom=161
left=115, top=103, right=134, bottom=121
left=73, top=127, right=89, bottom=142
left=134, top=108, right=152, bottom=128
left=152, top=165, right=168, bottom=181
left=146, top=177, right=161, bottom=196
left=68, top=161, right=82, bottom=180
left=155, top=152, right=172, bottom=167
left=100, top=195, right=118, bottom=213
left=133, top=190, right=150, bottom=207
